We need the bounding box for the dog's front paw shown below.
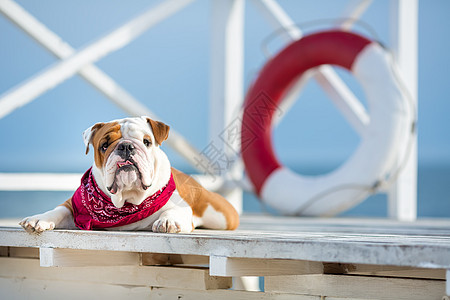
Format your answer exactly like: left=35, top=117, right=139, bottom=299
left=152, top=217, right=182, bottom=233
left=19, top=215, right=55, bottom=234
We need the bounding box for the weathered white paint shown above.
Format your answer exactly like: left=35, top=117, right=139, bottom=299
left=1, top=216, right=450, bottom=269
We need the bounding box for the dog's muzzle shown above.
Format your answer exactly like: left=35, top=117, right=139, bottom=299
left=106, top=141, right=151, bottom=194
left=116, top=141, right=135, bottom=159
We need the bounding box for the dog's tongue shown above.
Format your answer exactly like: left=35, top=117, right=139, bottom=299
left=107, top=183, right=118, bottom=194
left=117, top=160, right=133, bottom=168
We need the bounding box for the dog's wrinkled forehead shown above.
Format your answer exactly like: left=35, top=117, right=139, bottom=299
left=83, top=116, right=170, bottom=155
left=83, top=117, right=145, bottom=147
left=117, top=117, right=153, bottom=141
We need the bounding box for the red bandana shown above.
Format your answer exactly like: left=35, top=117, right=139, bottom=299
left=72, top=168, right=175, bottom=230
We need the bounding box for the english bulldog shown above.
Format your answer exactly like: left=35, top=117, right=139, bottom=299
left=20, top=117, right=239, bottom=233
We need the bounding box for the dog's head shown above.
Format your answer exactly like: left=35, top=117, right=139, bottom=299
left=83, top=116, right=170, bottom=208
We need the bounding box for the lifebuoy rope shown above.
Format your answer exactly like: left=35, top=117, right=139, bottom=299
left=261, top=18, right=382, bottom=58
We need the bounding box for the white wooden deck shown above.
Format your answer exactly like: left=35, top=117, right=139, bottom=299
left=1, top=215, right=449, bottom=299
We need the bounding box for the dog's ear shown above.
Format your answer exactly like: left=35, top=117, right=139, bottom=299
left=82, top=123, right=104, bottom=154
left=146, top=118, right=170, bottom=146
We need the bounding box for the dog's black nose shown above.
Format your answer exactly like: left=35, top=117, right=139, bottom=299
left=117, top=142, right=135, bottom=158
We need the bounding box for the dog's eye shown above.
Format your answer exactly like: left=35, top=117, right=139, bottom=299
left=101, top=142, right=109, bottom=152
left=143, top=138, right=151, bottom=147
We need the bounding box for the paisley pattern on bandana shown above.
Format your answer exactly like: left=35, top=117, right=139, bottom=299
left=72, top=168, right=175, bottom=230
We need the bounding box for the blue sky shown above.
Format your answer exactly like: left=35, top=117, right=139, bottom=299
left=0, top=0, right=449, bottom=174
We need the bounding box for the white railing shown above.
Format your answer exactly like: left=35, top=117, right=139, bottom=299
left=0, top=0, right=418, bottom=220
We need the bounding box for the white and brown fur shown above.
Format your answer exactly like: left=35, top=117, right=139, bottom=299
left=20, top=117, right=239, bottom=233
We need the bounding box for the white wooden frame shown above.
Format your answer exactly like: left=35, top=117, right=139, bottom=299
left=0, top=0, right=418, bottom=220
left=387, top=0, right=418, bottom=221
left=0, top=0, right=207, bottom=171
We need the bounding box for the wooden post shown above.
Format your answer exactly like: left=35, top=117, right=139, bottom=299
left=388, top=0, right=418, bottom=221
left=210, top=256, right=324, bottom=277
left=39, top=248, right=140, bottom=267
left=447, top=269, right=450, bottom=296
left=209, top=0, right=244, bottom=214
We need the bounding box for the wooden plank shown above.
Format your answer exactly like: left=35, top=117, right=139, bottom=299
left=0, top=277, right=315, bottom=300
left=236, top=215, right=450, bottom=236
left=141, top=253, right=208, bottom=266
left=0, top=257, right=231, bottom=290
left=149, top=287, right=317, bottom=300
left=5, top=214, right=450, bottom=234
left=265, top=274, right=446, bottom=300
left=0, top=246, right=8, bottom=256
left=0, top=277, right=151, bottom=299
left=210, top=256, right=323, bottom=277
left=10, top=246, right=39, bottom=258
left=2, top=216, right=450, bottom=270
left=0, top=219, right=20, bottom=227
left=324, top=262, right=446, bottom=280
left=39, top=247, right=140, bottom=267
left=1, top=225, right=450, bottom=270
left=325, top=298, right=377, bottom=300
left=0, top=246, right=39, bottom=258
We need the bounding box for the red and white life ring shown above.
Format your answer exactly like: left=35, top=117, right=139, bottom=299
left=241, top=30, right=412, bottom=216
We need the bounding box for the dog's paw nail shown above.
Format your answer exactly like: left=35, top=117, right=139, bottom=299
left=152, top=218, right=181, bottom=233
left=20, top=216, right=55, bottom=234
left=34, top=221, right=55, bottom=233
left=167, top=221, right=181, bottom=233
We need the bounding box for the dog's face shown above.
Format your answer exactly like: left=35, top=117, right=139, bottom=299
left=83, top=117, right=170, bottom=208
